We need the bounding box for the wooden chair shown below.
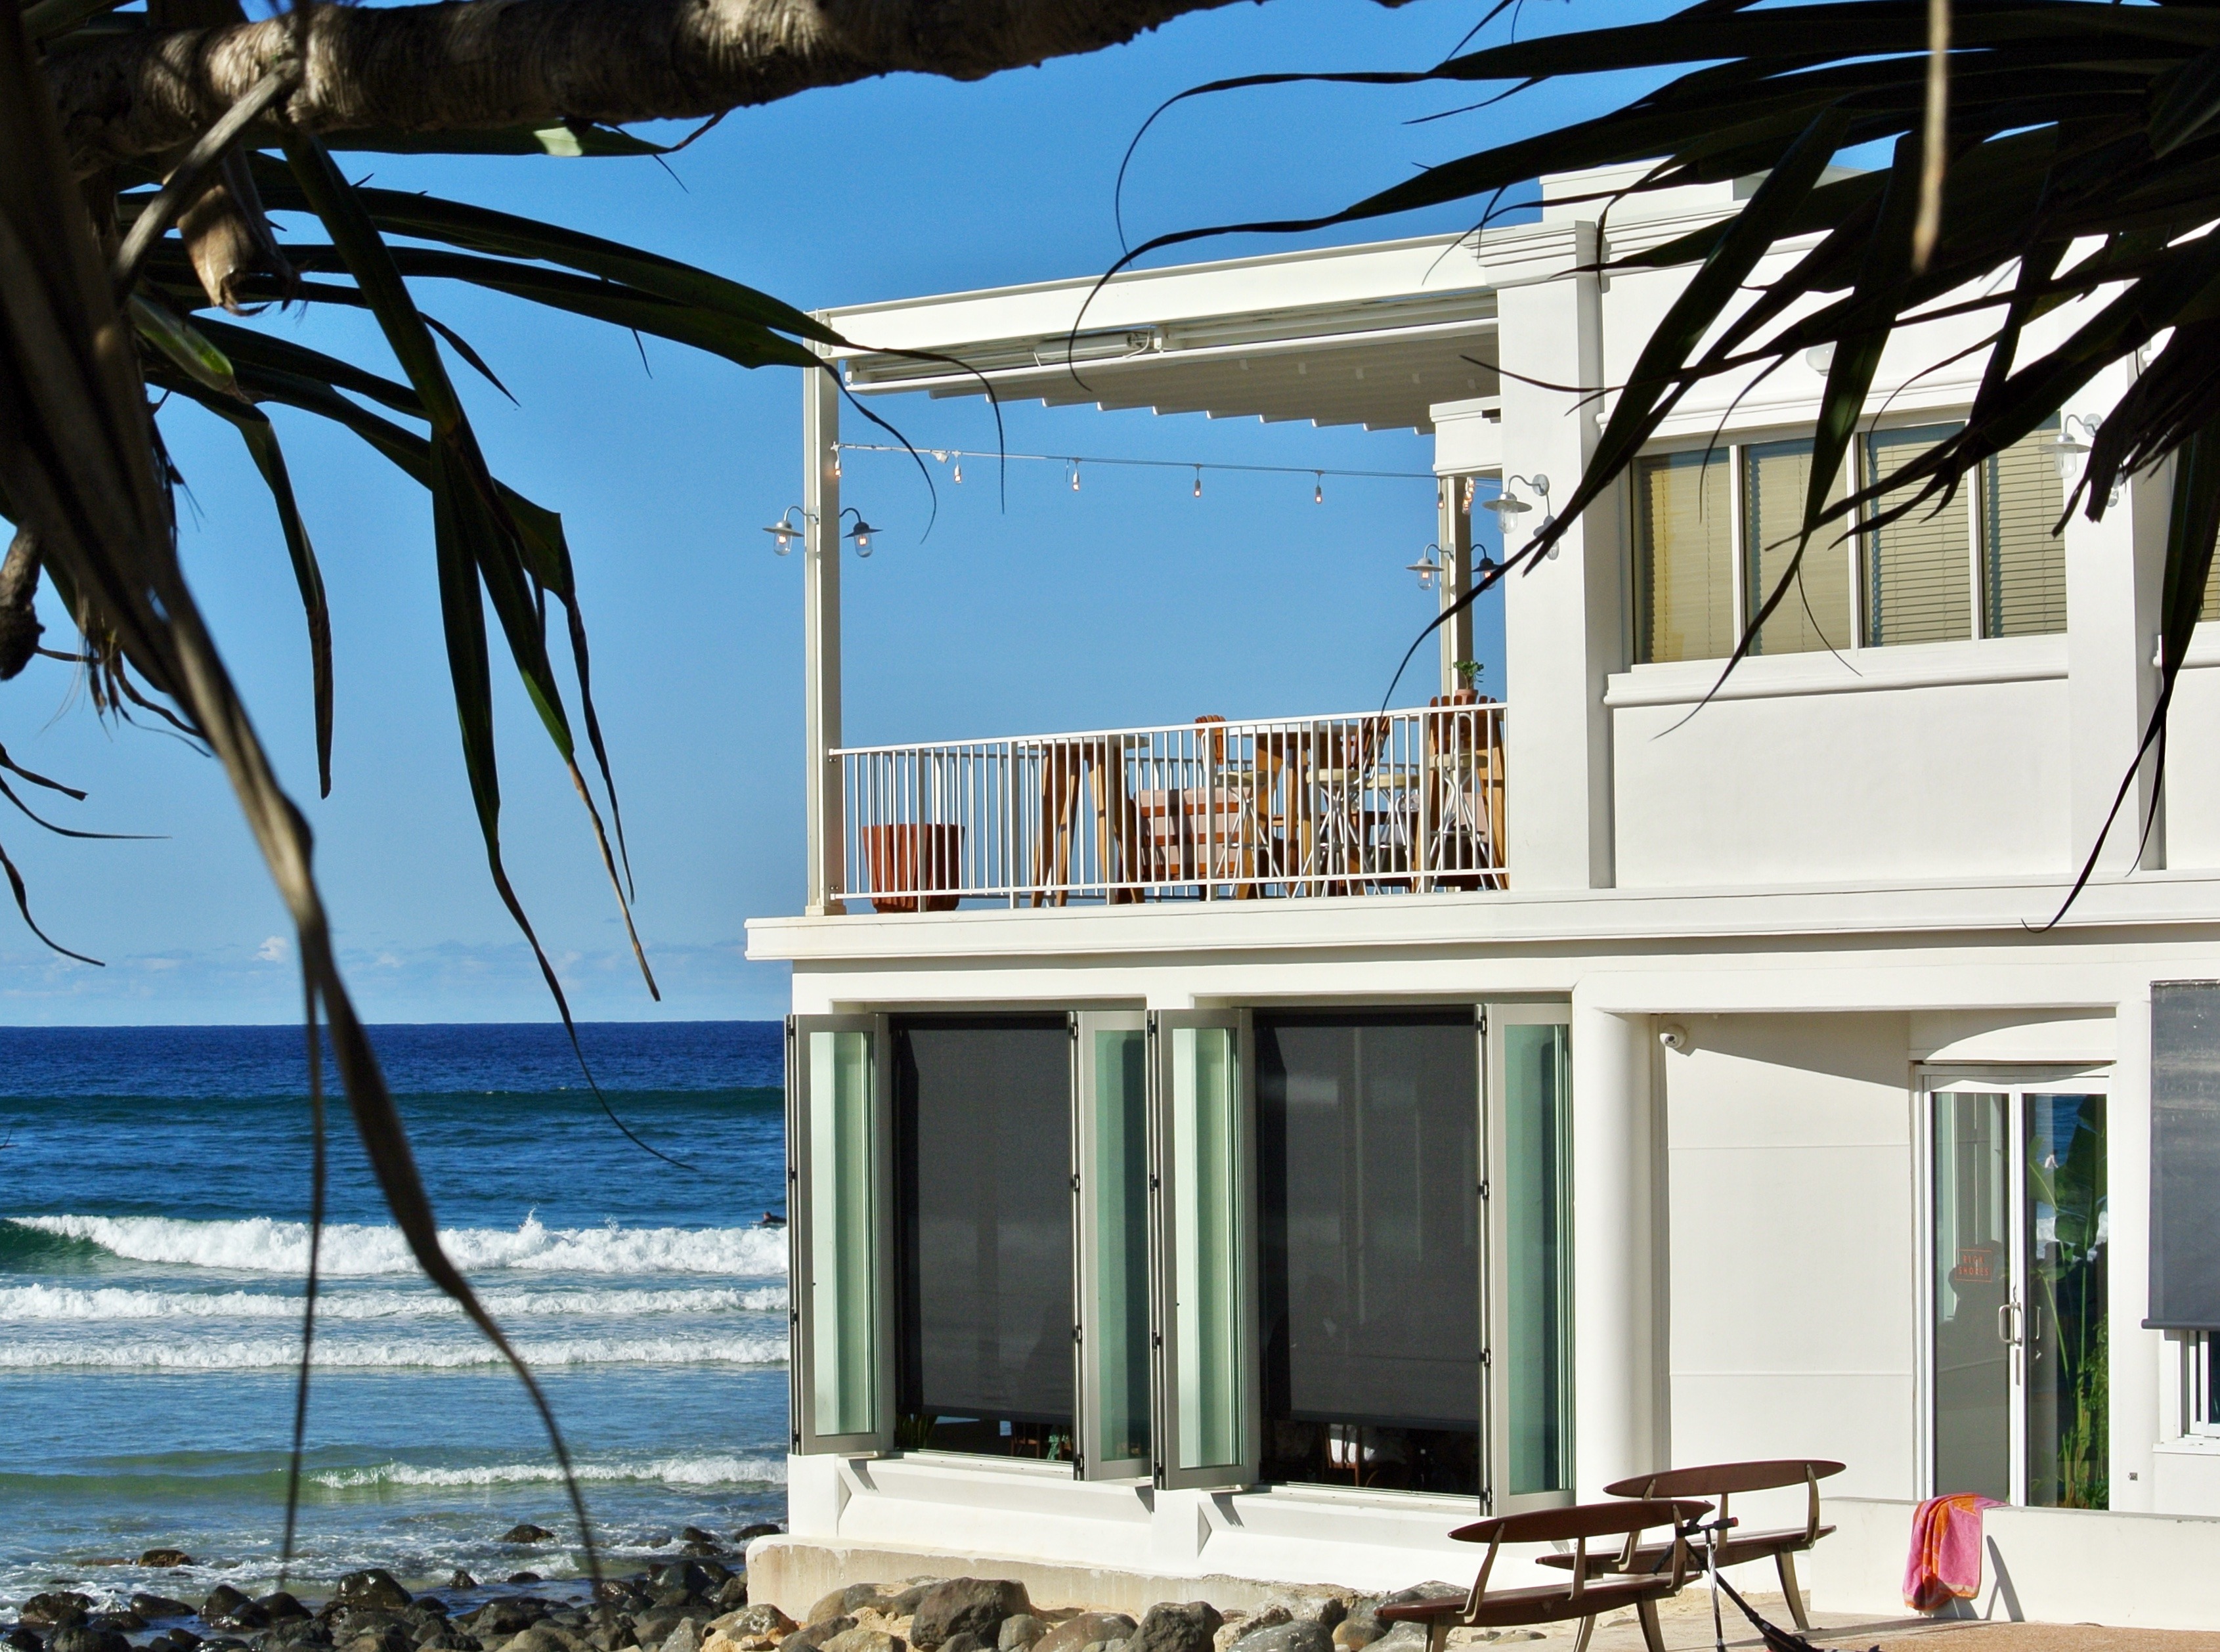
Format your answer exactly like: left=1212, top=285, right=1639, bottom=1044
left=1380, top=1500, right=1710, bottom=1652
left=1420, top=691, right=1505, bottom=891
left=1030, top=735, right=1136, bottom=905
left=1537, top=1460, right=1845, bottom=1632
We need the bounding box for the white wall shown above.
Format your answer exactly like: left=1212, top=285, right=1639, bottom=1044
left=1662, top=1012, right=1919, bottom=1525
left=2162, top=643, right=2220, bottom=869
left=1611, top=661, right=2070, bottom=887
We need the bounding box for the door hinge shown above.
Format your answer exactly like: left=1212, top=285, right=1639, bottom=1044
left=1477, top=1179, right=1489, bottom=1200
left=1073, top=1324, right=1083, bottom=1344
left=1479, top=1348, right=1492, bottom=1367
left=1153, top=1332, right=1164, bottom=1349
left=1477, top=1007, right=1487, bottom=1034
left=1150, top=1173, right=1161, bottom=1190
left=1071, top=1172, right=1081, bottom=1193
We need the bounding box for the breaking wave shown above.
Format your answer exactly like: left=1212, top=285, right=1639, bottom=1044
left=0, top=1332, right=789, bottom=1372
left=6, top=1215, right=787, bottom=1278
left=312, top=1456, right=787, bottom=1489
left=0, top=1283, right=786, bottom=1322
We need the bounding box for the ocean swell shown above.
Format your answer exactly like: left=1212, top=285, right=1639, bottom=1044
left=312, top=1455, right=787, bottom=1489
left=6, top=1214, right=787, bottom=1278
left=0, top=1283, right=787, bottom=1322
left=0, top=1332, right=789, bottom=1372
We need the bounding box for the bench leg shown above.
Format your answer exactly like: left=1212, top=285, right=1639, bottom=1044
left=1775, top=1550, right=1810, bottom=1632
left=1572, top=1616, right=1596, bottom=1652
left=1636, top=1601, right=1666, bottom=1652
left=1424, top=1625, right=1450, bottom=1652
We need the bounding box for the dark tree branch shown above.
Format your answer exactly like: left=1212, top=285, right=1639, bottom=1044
left=49, top=0, right=1264, bottom=173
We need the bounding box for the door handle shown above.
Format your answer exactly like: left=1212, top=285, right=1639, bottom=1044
left=1995, top=1301, right=2020, bottom=1345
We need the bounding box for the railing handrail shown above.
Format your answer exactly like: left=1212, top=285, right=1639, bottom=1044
left=831, top=699, right=1506, bottom=759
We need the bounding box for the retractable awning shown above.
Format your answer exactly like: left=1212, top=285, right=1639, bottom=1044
left=821, top=232, right=1499, bottom=435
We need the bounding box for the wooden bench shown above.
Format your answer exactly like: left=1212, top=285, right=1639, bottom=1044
left=1536, top=1459, right=1844, bottom=1631
left=1378, top=1498, right=1712, bottom=1652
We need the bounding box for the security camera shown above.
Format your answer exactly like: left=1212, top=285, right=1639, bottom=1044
left=1658, top=1023, right=1689, bottom=1052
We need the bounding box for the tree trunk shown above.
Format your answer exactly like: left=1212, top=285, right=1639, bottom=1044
left=50, top=0, right=1254, bottom=174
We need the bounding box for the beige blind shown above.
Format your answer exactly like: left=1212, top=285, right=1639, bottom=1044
left=1865, top=423, right=1970, bottom=645
left=2204, top=547, right=2220, bottom=623
left=1982, top=420, right=2066, bottom=637
left=1634, top=450, right=1733, bottom=663
left=1743, top=437, right=1850, bottom=655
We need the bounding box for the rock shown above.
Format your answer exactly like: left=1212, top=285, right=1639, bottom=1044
left=494, top=1631, right=578, bottom=1652
left=507, top=1579, right=541, bottom=1589
left=156, top=1632, right=205, bottom=1652
left=993, top=1618, right=1043, bottom=1652
left=1230, top=1625, right=1332, bottom=1652
left=135, top=1596, right=198, bottom=1620
left=711, top=1608, right=789, bottom=1641
left=727, top=1527, right=780, bottom=1546
left=780, top=1618, right=856, bottom=1652
left=51, top=1630, right=129, bottom=1652
left=936, top=1638, right=988, bottom=1652
left=343, top=1626, right=413, bottom=1652
left=215, top=1606, right=272, bottom=1632
left=1262, top=1602, right=1345, bottom=1634
left=804, top=1589, right=889, bottom=1628
left=708, top=1581, right=747, bottom=1615
left=1359, top=1630, right=1425, bottom=1652
left=1034, top=1616, right=1135, bottom=1652
left=1127, top=1603, right=1221, bottom=1652
left=503, top=1527, right=555, bottom=1546
left=259, top=1598, right=312, bottom=1625
left=907, top=1582, right=1029, bottom=1652
left=22, top=1596, right=93, bottom=1630
left=336, top=1576, right=414, bottom=1616
left=90, top=1614, right=142, bottom=1634
left=661, top=1623, right=705, bottom=1652
left=449, top=1575, right=478, bottom=1593
left=141, top=1551, right=196, bottom=1570
left=3, top=1628, right=42, bottom=1652
left=821, top=1632, right=902, bottom=1652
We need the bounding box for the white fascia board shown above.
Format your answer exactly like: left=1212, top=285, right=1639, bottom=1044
left=1605, top=633, right=2068, bottom=707
left=743, top=867, right=2220, bottom=964
left=821, top=232, right=1487, bottom=360
left=1431, top=396, right=1503, bottom=475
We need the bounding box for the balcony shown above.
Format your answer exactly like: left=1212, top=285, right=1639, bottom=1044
left=833, top=701, right=1505, bottom=911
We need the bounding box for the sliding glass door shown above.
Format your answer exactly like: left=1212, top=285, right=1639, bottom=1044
left=1927, top=1076, right=2109, bottom=1509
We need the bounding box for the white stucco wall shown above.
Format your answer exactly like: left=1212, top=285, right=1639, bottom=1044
left=2162, top=643, right=2220, bottom=871
left=1661, top=1012, right=1919, bottom=1531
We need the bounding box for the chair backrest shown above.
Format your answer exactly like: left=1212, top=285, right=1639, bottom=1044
left=1602, top=1460, right=1844, bottom=1546
left=1443, top=1498, right=1712, bottom=1608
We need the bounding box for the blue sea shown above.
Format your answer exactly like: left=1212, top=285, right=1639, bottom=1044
left=0, top=1022, right=789, bottom=1609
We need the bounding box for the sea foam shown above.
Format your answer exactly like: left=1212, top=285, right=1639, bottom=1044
left=312, top=1455, right=788, bottom=1489
left=7, top=1213, right=787, bottom=1278
left=0, top=1282, right=786, bottom=1322
left=0, top=1331, right=789, bottom=1371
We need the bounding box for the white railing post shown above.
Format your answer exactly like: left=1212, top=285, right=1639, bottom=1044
left=803, top=354, right=844, bottom=915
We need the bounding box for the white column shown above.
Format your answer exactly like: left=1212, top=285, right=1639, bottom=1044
left=1571, top=998, right=1661, bottom=1496
left=804, top=356, right=845, bottom=916
left=1439, top=476, right=1473, bottom=697
left=2064, top=359, right=2169, bottom=877
left=2110, top=985, right=2160, bottom=1511
left=1493, top=220, right=1619, bottom=889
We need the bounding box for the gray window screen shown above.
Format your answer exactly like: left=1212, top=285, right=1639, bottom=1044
left=2152, top=984, right=2220, bottom=1329
left=894, top=1016, right=1075, bottom=1424
left=1256, top=1011, right=1481, bottom=1429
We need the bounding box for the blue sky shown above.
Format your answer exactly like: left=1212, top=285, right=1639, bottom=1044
left=0, top=0, right=1674, bottom=1024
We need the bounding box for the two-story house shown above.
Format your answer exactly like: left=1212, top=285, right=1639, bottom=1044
left=742, top=163, right=2220, bottom=1630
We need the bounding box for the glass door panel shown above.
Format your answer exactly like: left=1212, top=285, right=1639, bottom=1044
left=1931, top=1091, right=2011, bottom=1501
left=1078, top=1014, right=1152, bottom=1478
left=2025, top=1095, right=2107, bottom=1509
left=1151, top=1011, right=1257, bottom=1489
left=1926, top=1081, right=2108, bottom=1509
left=1502, top=1020, right=1573, bottom=1498
left=789, top=1015, right=892, bottom=1456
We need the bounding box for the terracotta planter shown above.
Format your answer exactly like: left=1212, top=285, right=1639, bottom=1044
left=861, top=823, right=963, bottom=913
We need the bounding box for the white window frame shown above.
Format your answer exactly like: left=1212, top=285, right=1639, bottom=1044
left=2187, top=1334, right=2220, bottom=1437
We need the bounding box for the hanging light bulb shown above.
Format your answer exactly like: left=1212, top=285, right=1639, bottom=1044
left=1193, top=466, right=1203, bottom=498
left=1314, top=472, right=1324, bottom=504
left=952, top=453, right=963, bottom=484
left=1070, top=460, right=1081, bottom=492
left=1462, top=477, right=1475, bottom=510
left=829, top=444, right=842, bottom=481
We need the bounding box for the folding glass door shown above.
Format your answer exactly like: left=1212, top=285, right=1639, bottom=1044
left=1927, top=1076, right=2109, bottom=1509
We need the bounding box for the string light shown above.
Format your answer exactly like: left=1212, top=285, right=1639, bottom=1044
left=829, top=444, right=841, bottom=481
left=1315, top=472, right=1324, bottom=504
left=832, top=443, right=1427, bottom=494
left=1193, top=466, right=1203, bottom=498
left=1070, top=460, right=1081, bottom=492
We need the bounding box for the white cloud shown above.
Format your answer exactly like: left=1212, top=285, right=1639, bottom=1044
left=256, top=934, right=289, bottom=963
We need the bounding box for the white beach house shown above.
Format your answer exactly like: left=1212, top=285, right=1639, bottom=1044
left=743, top=163, right=2220, bottom=1630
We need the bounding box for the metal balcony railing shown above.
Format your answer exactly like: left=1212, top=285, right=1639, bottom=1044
left=833, top=702, right=1506, bottom=910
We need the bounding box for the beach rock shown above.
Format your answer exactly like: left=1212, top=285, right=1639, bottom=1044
left=821, top=1632, right=903, bottom=1652
left=992, top=1617, right=1043, bottom=1652
left=51, top=1629, right=129, bottom=1652
left=1327, top=1605, right=1378, bottom=1652
left=336, top=1577, right=414, bottom=1616
left=1230, top=1624, right=1332, bottom=1652
left=628, top=1611, right=689, bottom=1649
left=153, top=1633, right=204, bottom=1652
left=1034, top=1615, right=1135, bottom=1652
left=708, top=1582, right=746, bottom=1615
left=1128, top=1603, right=1221, bottom=1652
left=1359, top=1630, right=1424, bottom=1652
left=1261, top=1601, right=1345, bottom=1633
left=504, top=1527, right=555, bottom=1546
left=496, top=1630, right=582, bottom=1652
left=342, top=1625, right=413, bottom=1652
left=907, top=1582, right=1028, bottom=1652
left=257, top=1598, right=311, bottom=1626
left=654, top=1567, right=718, bottom=1600
left=710, top=1607, right=789, bottom=1641
left=661, top=1622, right=705, bottom=1652
left=141, top=1552, right=196, bottom=1570
left=3, top=1628, right=41, bottom=1652
left=22, top=1596, right=93, bottom=1630
left=135, top=1596, right=197, bottom=1621
left=448, top=1575, right=477, bottom=1593
left=90, top=1613, right=142, bottom=1634
left=727, top=1527, right=779, bottom=1546
left=804, top=1589, right=887, bottom=1628
left=934, top=1637, right=988, bottom=1652
left=779, top=1617, right=855, bottom=1652
left=884, top=1587, right=947, bottom=1620
left=461, top=1604, right=538, bottom=1640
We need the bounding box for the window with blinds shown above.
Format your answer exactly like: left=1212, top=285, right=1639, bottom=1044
left=1983, top=421, right=2066, bottom=638
left=1634, top=450, right=1733, bottom=663
left=1864, top=423, right=1972, bottom=645
left=1743, top=437, right=1851, bottom=655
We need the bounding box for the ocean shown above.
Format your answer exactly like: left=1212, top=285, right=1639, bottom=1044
left=0, top=1022, right=790, bottom=1609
